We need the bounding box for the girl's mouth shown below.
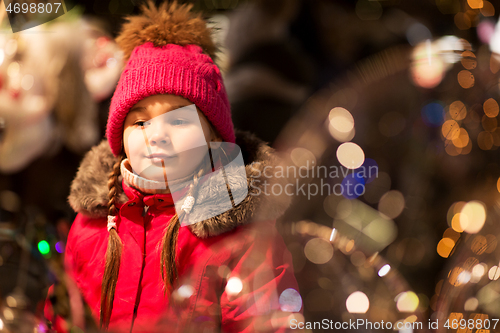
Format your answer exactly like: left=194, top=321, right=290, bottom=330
left=147, top=154, right=177, bottom=165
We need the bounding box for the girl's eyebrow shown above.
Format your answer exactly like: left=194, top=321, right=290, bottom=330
left=129, top=104, right=193, bottom=113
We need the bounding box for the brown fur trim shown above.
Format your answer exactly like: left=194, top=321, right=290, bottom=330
left=116, top=0, right=217, bottom=62
left=68, top=141, right=128, bottom=218
left=68, top=131, right=292, bottom=237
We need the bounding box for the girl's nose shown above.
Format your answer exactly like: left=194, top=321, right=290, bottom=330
left=146, top=124, right=171, bottom=146
left=149, top=134, right=171, bottom=146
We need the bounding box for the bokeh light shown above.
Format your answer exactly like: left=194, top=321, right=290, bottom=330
left=396, top=291, right=419, bottom=312
left=471, top=263, right=486, bottom=283
left=378, top=264, right=391, bottom=277
left=442, top=119, right=460, bottom=140
left=177, top=284, right=195, bottom=299
left=483, top=98, right=499, bottom=117
left=37, top=240, right=50, bottom=255
left=346, top=291, right=370, bottom=313
left=445, top=142, right=461, bottom=156
left=449, top=100, right=467, bottom=120
left=3, top=308, right=13, bottom=321
left=328, top=107, right=355, bottom=142
left=457, top=70, right=475, bottom=88
left=225, top=277, right=243, bottom=295
left=481, top=115, right=497, bottom=132
left=411, top=42, right=445, bottom=88
left=329, top=228, right=337, bottom=242
left=350, top=251, right=366, bottom=267
left=457, top=270, right=471, bottom=284
left=304, top=238, right=334, bottom=264
left=461, top=50, right=477, bottom=69
left=478, top=131, right=494, bottom=150
left=485, top=234, right=498, bottom=253
left=464, top=297, right=479, bottom=311
left=329, top=107, right=354, bottom=133
left=378, top=190, right=405, bottom=219
left=336, top=142, right=365, bottom=169
left=451, top=128, right=469, bottom=148
left=279, top=288, right=302, bottom=312
left=447, top=202, right=466, bottom=226
left=443, top=228, right=460, bottom=242
left=437, top=238, right=455, bottom=258
left=422, top=102, right=445, bottom=127
left=470, top=235, right=487, bottom=255
left=480, top=0, right=495, bottom=16
left=55, top=241, right=65, bottom=254
left=467, top=0, right=483, bottom=10
left=459, top=201, right=486, bottom=234
left=488, top=266, right=500, bottom=280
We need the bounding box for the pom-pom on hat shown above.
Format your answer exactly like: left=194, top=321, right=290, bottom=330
left=106, top=1, right=235, bottom=157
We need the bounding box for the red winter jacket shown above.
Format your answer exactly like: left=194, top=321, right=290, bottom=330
left=48, top=132, right=301, bottom=333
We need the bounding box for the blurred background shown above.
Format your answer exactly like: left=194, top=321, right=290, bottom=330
left=1, top=0, right=500, bottom=332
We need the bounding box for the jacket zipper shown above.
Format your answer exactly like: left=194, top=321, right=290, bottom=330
left=142, top=205, right=149, bottom=217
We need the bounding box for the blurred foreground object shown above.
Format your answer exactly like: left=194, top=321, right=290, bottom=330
left=0, top=9, right=122, bottom=173
left=270, top=8, right=500, bottom=328
left=0, top=8, right=120, bottom=333
left=432, top=16, right=500, bottom=333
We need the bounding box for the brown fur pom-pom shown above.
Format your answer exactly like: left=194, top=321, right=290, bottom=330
left=116, top=0, right=216, bottom=62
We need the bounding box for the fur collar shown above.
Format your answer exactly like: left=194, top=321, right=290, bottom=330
left=68, top=130, right=291, bottom=238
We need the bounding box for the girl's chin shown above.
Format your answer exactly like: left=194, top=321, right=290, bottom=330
left=139, top=170, right=190, bottom=183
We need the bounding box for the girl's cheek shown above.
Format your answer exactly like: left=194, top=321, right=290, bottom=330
left=127, top=130, right=149, bottom=157
left=171, top=127, right=207, bottom=151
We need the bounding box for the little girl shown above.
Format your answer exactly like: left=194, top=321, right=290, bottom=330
left=51, top=1, right=301, bottom=332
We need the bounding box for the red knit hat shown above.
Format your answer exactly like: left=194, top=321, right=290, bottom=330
left=106, top=1, right=235, bottom=157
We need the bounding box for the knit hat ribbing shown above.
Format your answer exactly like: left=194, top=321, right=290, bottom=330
left=106, top=1, right=235, bottom=157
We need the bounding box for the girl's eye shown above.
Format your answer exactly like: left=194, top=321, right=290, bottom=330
left=171, top=119, right=188, bottom=126
left=135, top=121, right=150, bottom=127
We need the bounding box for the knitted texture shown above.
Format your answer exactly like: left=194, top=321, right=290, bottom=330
left=106, top=42, right=235, bottom=156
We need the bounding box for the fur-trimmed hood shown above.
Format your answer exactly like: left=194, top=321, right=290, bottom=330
left=68, top=130, right=290, bottom=238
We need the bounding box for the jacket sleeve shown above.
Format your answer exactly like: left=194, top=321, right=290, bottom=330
left=219, top=220, right=302, bottom=333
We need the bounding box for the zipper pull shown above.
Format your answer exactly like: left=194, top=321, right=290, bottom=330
left=142, top=205, right=149, bottom=217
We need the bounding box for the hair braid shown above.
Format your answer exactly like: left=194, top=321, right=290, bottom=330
left=160, top=159, right=208, bottom=289
left=100, top=153, right=125, bottom=330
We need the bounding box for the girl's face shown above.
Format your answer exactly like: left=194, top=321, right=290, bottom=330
left=123, top=94, right=216, bottom=183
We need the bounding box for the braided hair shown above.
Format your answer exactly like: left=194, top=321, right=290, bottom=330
left=100, top=153, right=125, bottom=330
left=160, top=159, right=209, bottom=289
